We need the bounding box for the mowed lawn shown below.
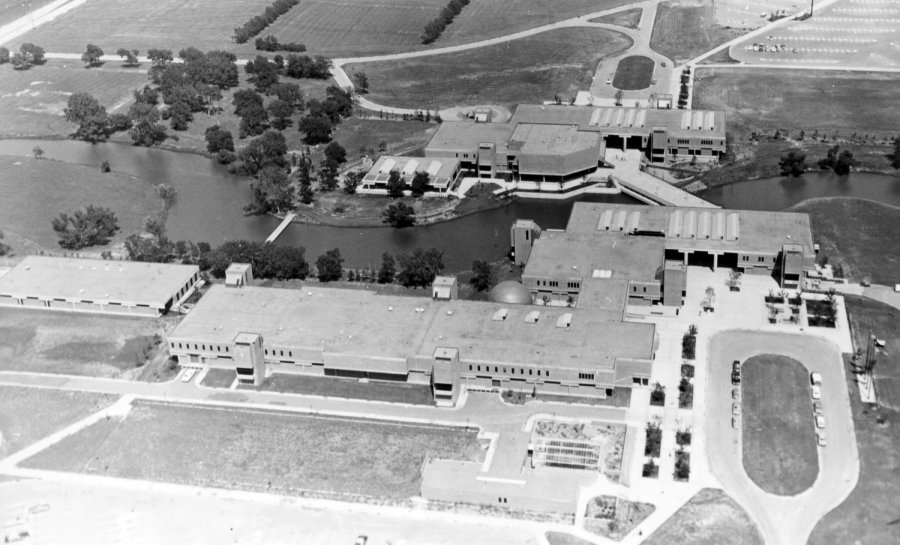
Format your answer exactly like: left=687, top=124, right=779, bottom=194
left=9, top=0, right=273, bottom=53
left=23, top=401, right=485, bottom=499
left=590, top=8, right=643, bottom=29
left=0, top=0, right=59, bottom=27
left=741, top=354, right=819, bottom=495
left=0, top=155, right=160, bottom=250
left=348, top=28, right=633, bottom=111
left=613, top=55, right=655, bottom=90
left=809, top=296, right=900, bottom=545
left=650, top=1, right=742, bottom=63
left=643, top=488, right=763, bottom=545
left=0, top=308, right=166, bottom=378
left=0, top=60, right=148, bottom=138
left=242, top=373, right=436, bottom=406
left=791, top=198, right=900, bottom=286
left=0, top=386, right=117, bottom=458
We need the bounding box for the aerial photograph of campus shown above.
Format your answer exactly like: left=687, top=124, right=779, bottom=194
left=0, top=0, right=898, bottom=543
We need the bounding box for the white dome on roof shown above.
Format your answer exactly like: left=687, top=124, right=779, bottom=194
left=489, top=281, right=533, bottom=305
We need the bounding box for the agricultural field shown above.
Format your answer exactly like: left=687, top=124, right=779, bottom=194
left=0, top=60, right=148, bottom=138
left=809, top=297, right=900, bottom=545
left=347, top=28, right=633, bottom=111
left=612, top=55, right=655, bottom=90
left=741, top=354, right=819, bottom=495
left=649, top=0, right=743, bottom=64
left=0, top=386, right=116, bottom=458
left=9, top=0, right=273, bottom=53
left=0, top=155, right=161, bottom=252
left=792, top=198, right=900, bottom=286
left=644, top=488, right=763, bottom=545
left=22, top=400, right=486, bottom=499
left=0, top=307, right=167, bottom=379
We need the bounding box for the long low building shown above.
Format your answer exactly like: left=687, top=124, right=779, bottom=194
left=0, top=256, right=201, bottom=316
left=168, top=282, right=656, bottom=405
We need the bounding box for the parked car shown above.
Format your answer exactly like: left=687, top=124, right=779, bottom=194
left=811, top=384, right=822, bottom=400
left=355, top=536, right=368, bottom=545
left=732, top=403, right=740, bottom=416
left=606, top=77, right=612, bottom=84
left=732, top=416, right=739, bottom=429
left=732, top=372, right=741, bottom=386
left=732, top=388, right=740, bottom=400
left=817, top=430, right=827, bottom=446
left=813, top=401, right=824, bottom=415
left=815, top=415, right=826, bottom=429
left=732, top=360, right=742, bottom=374
left=810, top=372, right=823, bottom=386
left=181, top=368, right=197, bottom=383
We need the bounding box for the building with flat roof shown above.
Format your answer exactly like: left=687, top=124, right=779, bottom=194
left=362, top=156, right=461, bottom=194
left=515, top=203, right=816, bottom=307
left=424, top=103, right=726, bottom=180
left=168, top=282, right=656, bottom=404
left=0, top=256, right=201, bottom=316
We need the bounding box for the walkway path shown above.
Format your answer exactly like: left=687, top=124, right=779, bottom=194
left=609, top=150, right=718, bottom=208
left=0, top=0, right=87, bottom=47
left=264, top=212, right=297, bottom=243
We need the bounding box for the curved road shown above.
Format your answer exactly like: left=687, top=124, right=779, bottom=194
left=706, top=330, right=859, bottom=545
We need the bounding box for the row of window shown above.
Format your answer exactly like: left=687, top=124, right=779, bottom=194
left=536, top=280, right=559, bottom=288
left=468, top=364, right=550, bottom=378
left=742, top=255, right=774, bottom=263
left=578, top=372, right=595, bottom=380
left=172, top=342, right=231, bottom=353
left=567, top=282, right=580, bottom=289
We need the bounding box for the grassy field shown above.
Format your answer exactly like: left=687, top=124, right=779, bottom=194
left=242, top=373, right=436, bottom=406
left=692, top=69, right=900, bottom=186
left=791, top=198, right=900, bottom=285
left=613, top=55, right=654, bottom=90
left=808, top=296, right=900, bottom=545
left=546, top=533, right=594, bottom=545
left=649, top=1, right=742, bottom=64
left=329, top=116, right=438, bottom=163
left=0, top=60, right=149, bottom=138
left=741, top=354, right=819, bottom=495
left=0, top=0, right=59, bottom=27
left=10, top=0, right=273, bottom=53
left=23, top=400, right=484, bottom=499
left=590, top=8, right=643, bottom=29
left=0, top=155, right=161, bottom=252
left=201, top=368, right=237, bottom=389
left=844, top=296, right=900, bottom=410
left=348, top=28, right=633, bottom=111
left=644, top=488, right=763, bottom=545
left=0, top=308, right=168, bottom=378
left=0, top=386, right=116, bottom=458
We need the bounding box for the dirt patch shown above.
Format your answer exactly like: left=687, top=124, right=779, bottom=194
left=644, top=488, right=763, bottom=545
left=584, top=496, right=656, bottom=540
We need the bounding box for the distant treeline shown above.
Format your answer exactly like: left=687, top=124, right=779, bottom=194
left=421, top=0, right=470, bottom=44
left=234, top=0, right=300, bottom=44
left=255, top=35, right=306, bottom=53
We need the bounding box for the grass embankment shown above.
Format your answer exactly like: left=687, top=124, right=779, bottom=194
left=590, top=8, right=643, bottom=29
left=644, top=488, right=763, bottom=545
left=741, top=354, right=819, bottom=495
left=348, top=28, right=633, bottom=111
left=809, top=296, right=900, bottom=545
left=0, top=155, right=162, bottom=253
left=0, top=386, right=117, bottom=458
left=545, top=533, right=595, bottom=545
left=649, top=1, right=742, bottom=64
left=0, top=308, right=170, bottom=379
left=23, top=400, right=484, bottom=499
left=692, top=69, right=900, bottom=187
left=241, top=373, right=436, bottom=406
left=200, top=368, right=237, bottom=389
left=791, top=198, right=900, bottom=285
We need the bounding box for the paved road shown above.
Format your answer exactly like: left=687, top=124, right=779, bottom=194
left=705, top=331, right=859, bottom=545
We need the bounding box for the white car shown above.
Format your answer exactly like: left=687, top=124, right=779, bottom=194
left=732, top=403, right=740, bottom=416
left=810, top=372, right=823, bottom=386
left=181, top=368, right=197, bottom=383
left=815, top=415, right=826, bottom=429
left=811, top=384, right=822, bottom=400
left=817, top=431, right=827, bottom=446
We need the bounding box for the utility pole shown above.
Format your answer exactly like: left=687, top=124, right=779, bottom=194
left=810, top=0, right=815, bottom=17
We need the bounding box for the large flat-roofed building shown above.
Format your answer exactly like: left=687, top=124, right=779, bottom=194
left=424, top=104, right=726, bottom=180
left=168, top=283, right=655, bottom=404
left=361, top=155, right=461, bottom=194
left=0, top=256, right=201, bottom=316
left=516, top=203, right=816, bottom=307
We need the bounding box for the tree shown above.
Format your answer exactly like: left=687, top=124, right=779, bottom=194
left=833, top=150, right=859, bottom=175
left=382, top=202, right=416, bottom=228
left=266, top=98, right=294, bottom=130
left=0, top=47, right=9, bottom=64
left=248, top=165, right=293, bottom=213
left=386, top=170, right=406, bottom=198
left=65, top=93, right=112, bottom=143
left=20, top=43, right=44, bottom=64
left=128, top=102, right=167, bottom=146
left=891, top=137, right=900, bottom=169
left=778, top=150, right=807, bottom=177
left=205, top=125, right=235, bottom=153
left=246, top=55, right=279, bottom=92
left=238, top=102, right=269, bottom=137
left=377, top=253, right=396, bottom=284
left=470, top=259, right=494, bottom=291
left=51, top=205, right=120, bottom=249
left=323, top=141, right=347, bottom=166
left=144, top=216, right=166, bottom=238
left=397, top=248, right=444, bottom=287
left=343, top=170, right=365, bottom=195
left=269, top=82, right=304, bottom=108
left=352, top=72, right=369, bottom=94
left=11, top=52, right=30, bottom=70
left=233, top=89, right=264, bottom=117
left=297, top=115, right=332, bottom=145
left=298, top=182, right=314, bottom=204
left=237, top=130, right=287, bottom=176
left=318, top=159, right=339, bottom=192
left=81, top=44, right=104, bottom=67
left=410, top=171, right=430, bottom=197
left=116, top=48, right=139, bottom=67
left=32, top=146, right=44, bottom=159
left=147, top=48, right=173, bottom=67
left=316, top=248, right=344, bottom=281
left=125, top=232, right=173, bottom=262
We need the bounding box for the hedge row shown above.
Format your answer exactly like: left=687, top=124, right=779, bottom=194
left=234, top=0, right=300, bottom=44
left=421, top=0, right=470, bottom=44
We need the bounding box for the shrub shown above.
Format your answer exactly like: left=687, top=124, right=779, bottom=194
left=644, top=421, right=662, bottom=457
left=678, top=377, right=693, bottom=409
left=674, top=449, right=691, bottom=481
left=676, top=429, right=692, bottom=446
left=680, top=363, right=694, bottom=378
left=650, top=382, right=665, bottom=406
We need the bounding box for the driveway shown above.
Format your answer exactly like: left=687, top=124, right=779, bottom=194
left=705, top=330, right=859, bottom=545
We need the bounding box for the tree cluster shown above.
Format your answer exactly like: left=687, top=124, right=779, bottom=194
left=283, top=54, right=331, bottom=79
left=778, top=150, right=808, bottom=177
left=64, top=93, right=131, bottom=143
left=396, top=248, right=444, bottom=287
left=298, top=85, right=353, bottom=145
left=892, top=137, right=900, bottom=169
left=204, top=240, right=309, bottom=280
left=0, top=47, right=9, bottom=64
left=421, top=0, right=470, bottom=44
left=470, top=259, right=494, bottom=291
left=52, top=205, right=120, bottom=249
left=255, top=35, right=306, bottom=52
left=382, top=202, right=416, bottom=227
left=818, top=145, right=859, bottom=176
left=11, top=43, right=45, bottom=70
left=316, top=248, right=344, bottom=281
left=81, top=44, right=104, bottom=68
left=116, top=48, right=140, bottom=67
left=233, top=0, right=300, bottom=44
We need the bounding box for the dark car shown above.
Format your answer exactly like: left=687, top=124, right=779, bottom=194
left=731, top=372, right=741, bottom=385
left=732, top=360, right=741, bottom=374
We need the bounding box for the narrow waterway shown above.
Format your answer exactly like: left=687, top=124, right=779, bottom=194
left=2, top=139, right=898, bottom=270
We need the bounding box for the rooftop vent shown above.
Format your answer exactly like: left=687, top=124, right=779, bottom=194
left=524, top=311, right=540, bottom=324
left=556, top=313, right=573, bottom=329
left=492, top=308, right=509, bottom=321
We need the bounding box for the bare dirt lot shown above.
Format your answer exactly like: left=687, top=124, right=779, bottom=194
left=23, top=400, right=485, bottom=499
left=643, top=488, right=763, bottom=545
